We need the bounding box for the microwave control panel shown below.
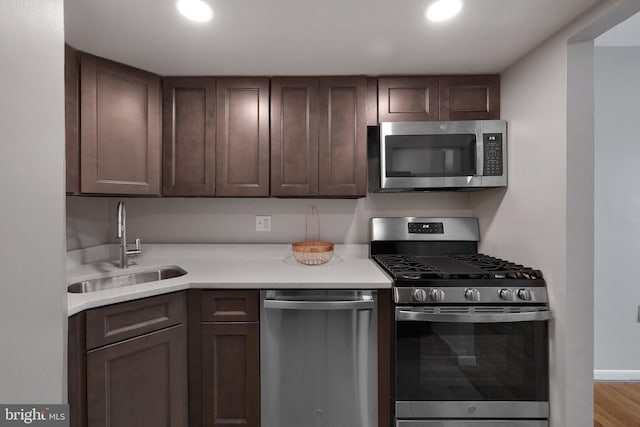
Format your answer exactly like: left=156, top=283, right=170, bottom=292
left=483, top=133, right=504, bottom=176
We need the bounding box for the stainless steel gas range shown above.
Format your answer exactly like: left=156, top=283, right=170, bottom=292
left=370, top=217, right=552, bottom=427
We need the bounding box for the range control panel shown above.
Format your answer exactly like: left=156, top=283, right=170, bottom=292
left=408, top=222, right=444, bottom=234
left=483, top=133, right=504, bottom=176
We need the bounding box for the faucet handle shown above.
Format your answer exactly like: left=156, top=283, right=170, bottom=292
left=127, top=238, right=142, bottom=256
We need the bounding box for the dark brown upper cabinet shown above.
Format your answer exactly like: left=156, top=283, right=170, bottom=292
left=66, top=45, right=501, bottom=199
left=378, top=77, right=439, bottom=122
left=271, top=77, right=367, bottom=198
left=319, top=77, right=367, bottom=197
left=215, top=78, right=270, bottom=197
left=162, top=77, right=216, bottom=196
left=65, top=45, right=80, bottom=195
left=439, top=75, right=500, bottom=120
left=270, top=78, right=320, bottom=197
left=80, top=53, right=161, bottom=195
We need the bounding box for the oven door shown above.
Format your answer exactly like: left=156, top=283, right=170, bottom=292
left=394, top=307, right=550, bottom=421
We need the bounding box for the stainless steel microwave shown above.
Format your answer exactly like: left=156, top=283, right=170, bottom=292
left=368, top=120, right=507, bottom=192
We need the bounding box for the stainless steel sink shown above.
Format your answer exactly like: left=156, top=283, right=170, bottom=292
left=67, top=266, right=187, bottom=293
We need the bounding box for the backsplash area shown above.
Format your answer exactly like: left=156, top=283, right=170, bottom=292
left=67, top=197, right=110, bottom=250
left=66, top=193, right=472, bottom=250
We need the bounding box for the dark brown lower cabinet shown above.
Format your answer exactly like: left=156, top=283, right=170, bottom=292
left=69, top=292, right=188, bottom=427
left=86, top=325, right=188, bottom=427
left=70, top=289, right=389, bottom=427
left=201, top=322, right=260, bottom=427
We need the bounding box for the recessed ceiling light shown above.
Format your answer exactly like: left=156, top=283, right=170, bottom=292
left=177, top=0, right=213, bottom=22
left=426, top=0, right=463, bottom=22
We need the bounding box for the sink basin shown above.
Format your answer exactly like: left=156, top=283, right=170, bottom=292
left=67, top=266, right=187, bottom=293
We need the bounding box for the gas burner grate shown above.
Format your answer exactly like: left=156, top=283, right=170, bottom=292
left=451, top=254, right=543, bottom=280
left=373, top=255, right=444, bottom=280
left=373, top=253, right=544, bottom=281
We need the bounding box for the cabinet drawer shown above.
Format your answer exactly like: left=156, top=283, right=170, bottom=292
left=201, top=290, right=259, bottom=322
left=86, top=292, right=186, bottom=350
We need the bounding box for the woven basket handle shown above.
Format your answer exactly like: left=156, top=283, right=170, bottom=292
left=305, top=205, right=321, bottom=241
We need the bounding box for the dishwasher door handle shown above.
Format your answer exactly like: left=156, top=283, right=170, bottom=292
left=263, top=299, right=374, bottom=311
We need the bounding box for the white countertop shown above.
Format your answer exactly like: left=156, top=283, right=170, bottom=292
left=66, top=244, right=392, bottom=316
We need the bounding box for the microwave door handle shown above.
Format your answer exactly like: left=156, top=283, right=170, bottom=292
left=396, top=310, right=553, bottom=323
left=476, top=135, right=484, bottom=177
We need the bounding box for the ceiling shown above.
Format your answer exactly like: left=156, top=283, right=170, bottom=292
left=65, top=0, right=602, bottom=76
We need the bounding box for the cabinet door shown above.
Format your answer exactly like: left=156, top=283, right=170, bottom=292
left=202, top=323, right=260, bottom=427
left=216, top=78, right=269, bottom=197
left=162, top=77, right=216, bottom=196
left=378, top=77, right=439, bottom=122
left=318, top=77, right=367, bottom=197
left=86, top=325, right=188, bottom=427
left=65, top=44, right=80, bottom=195
left=270, top=78, right=319, bottom=197
left=80, top=54, right=161, bottom=195
left=439, top=75, right=500, bottom=120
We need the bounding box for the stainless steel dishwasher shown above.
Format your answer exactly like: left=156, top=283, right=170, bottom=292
left=260, top=289, right=378, bottom=427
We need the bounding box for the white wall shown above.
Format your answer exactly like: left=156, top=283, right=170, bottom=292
left=594, top=46, right=640, bottom=378
left=471, top=3, right=615, bottom=425
left=0, top=0, right=66, bottom=403
left=67, top=193, right=473, bottom=248
left=471, top=27, right=570, bottom=426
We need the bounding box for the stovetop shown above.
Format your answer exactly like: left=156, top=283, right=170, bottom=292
left=373, top=253, right=544, bottom=282
left=370, top=217, right=549, bottom=305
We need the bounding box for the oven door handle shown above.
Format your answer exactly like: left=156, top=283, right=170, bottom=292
left=395, top=309, right=552, bottom=323
left=264, top=299, right=374, bottom=311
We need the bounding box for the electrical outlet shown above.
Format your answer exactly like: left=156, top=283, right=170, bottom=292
left=256, top=215, right=271, bottom=232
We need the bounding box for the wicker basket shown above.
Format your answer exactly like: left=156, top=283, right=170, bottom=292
left=292, top=241, right=334, bottom=265
left=291, top=206, right=334, bottom=265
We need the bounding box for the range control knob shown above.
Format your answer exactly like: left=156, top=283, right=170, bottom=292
left=411, top=288, right=428, bottom=303
left=499, top=288, right=514, bottom=301
left=464, top=288, right=481, bottom=302
left=517, top=289, right=533, bottom=301
left=429, top=288, right=445, bottom=302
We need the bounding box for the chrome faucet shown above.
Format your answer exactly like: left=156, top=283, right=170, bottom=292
left=116, top=201, right=141, bottom=268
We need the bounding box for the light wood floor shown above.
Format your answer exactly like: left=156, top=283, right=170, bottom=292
left=595, top=382, right=640, bottom=427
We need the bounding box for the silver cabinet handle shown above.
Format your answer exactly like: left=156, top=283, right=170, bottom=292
left=264, top=299, right=374, bottom=311
left=396, top=309, right=552, bottom=323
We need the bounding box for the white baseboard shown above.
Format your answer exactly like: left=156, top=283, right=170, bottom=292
left=594, top=370, right=640, bottom=381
